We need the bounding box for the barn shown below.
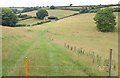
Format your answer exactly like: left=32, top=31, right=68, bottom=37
left=44, top=16, right=58, bottom=21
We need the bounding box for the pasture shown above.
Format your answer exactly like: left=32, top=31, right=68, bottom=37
left=2, top=12, right=118, bottom=76
left=21, top=10, right=78, bottom=18
left=0, top=26, right=2, bottom=77
left=17, top=18, right=43, bottom=25
left=17, top=10, right=78, bottom=26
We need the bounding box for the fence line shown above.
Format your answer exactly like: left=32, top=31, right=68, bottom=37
left=64, top=43, right=117, bottom=75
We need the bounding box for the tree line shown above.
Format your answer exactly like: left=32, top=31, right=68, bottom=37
left=1, top=7, right=116, bottom=32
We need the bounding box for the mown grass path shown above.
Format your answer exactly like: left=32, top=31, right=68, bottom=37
left=5, top=28, right=91, bottom=76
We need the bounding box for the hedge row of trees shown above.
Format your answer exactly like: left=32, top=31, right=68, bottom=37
left=22, top=7, right=39, bottom=12
left=60, top=6, right=120, bottom=13
left=1, top=7, right=117, bottom=32
left=12, top=6, right=56, bottom=14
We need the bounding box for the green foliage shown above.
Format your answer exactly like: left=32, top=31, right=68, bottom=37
left=2, top=8, right=18, bottom=26
left=94, top=8, right=116, bottom=32
left=36, top=9, right=48, bottom=19
left=50, top=5, right=56, bottom=9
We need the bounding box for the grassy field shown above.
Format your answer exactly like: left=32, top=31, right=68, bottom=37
left=17, top=10, right=78, bottom=25
left=0, top=26, right=2, bottom=77
left=17, top=18, right=43, bottom=25
left=2, top=12, right=118, bottom=76
left=21, top=10, right=78, bottom=18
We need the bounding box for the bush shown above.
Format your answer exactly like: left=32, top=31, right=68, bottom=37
left=36, top=9, right=48, bottom=19
left=2, top=8, right=18, bottom=26
left=94, top=8, right=116, bottom=32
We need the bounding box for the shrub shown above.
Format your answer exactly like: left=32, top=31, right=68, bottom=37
left=94, top=8, right=116, bottom=32
left=36, top=9, right=48, bottom=19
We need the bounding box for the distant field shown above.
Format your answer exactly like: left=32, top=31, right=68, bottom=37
left=21, top=10, right=78, bottom=18
left=109, top=6, right=120, bottom=8
left=17, top=10, right=78, bottom=25
left=17, top=18, right=43, bottom=25
left=47, top=10, right=78, bottom=18
left=2, top=12, right=118, bottom=76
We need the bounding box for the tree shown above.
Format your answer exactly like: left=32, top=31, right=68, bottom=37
left=70, top=4, right=73, bottom=6
left=94, top=8, right=116, bottom=32
left=2, top=8, right=18, bottom=26
left=50, top=5, right=55, bottom=9
left=36, top=9, right=48, bottom=19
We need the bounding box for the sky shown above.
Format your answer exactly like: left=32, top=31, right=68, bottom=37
left=0, top=0, right=119, bottom=7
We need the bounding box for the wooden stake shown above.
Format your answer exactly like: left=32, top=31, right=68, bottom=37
left=26, top=56, right=28, bottom=78
left=119, top=62, right=120, bottom=70
left=109, top=49, right=112, bottom=77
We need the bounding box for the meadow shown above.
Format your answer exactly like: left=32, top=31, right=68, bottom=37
left=21, top=10, right=78, bottom=18
left=2, top=11, right=119, bottom=76
left=17, top=18, right=43, bottom=25
left=0, top=26, right=2, bottom=77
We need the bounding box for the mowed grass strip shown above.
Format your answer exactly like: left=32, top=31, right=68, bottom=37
left=2, top=26, right=91, bottom=76
left=5, top=28, right=91, bottom=76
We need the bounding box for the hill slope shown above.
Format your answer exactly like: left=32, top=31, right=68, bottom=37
left=2, top=12, right=118, bottom=76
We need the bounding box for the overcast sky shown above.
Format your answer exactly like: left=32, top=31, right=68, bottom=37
left=0, top=0, right=119, bottom=7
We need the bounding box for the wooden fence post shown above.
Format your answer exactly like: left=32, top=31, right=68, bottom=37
left=26, top=56, right=28, bottom=78
left=109, top=49, right=112, bottom=77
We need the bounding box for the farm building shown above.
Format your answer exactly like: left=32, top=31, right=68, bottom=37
left=44, top=16, right=58, bottom=21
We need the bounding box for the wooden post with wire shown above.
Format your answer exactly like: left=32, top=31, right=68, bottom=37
left=26, top=56, right=28, bottom=78
left=109, top=49, right=112, bottom=78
